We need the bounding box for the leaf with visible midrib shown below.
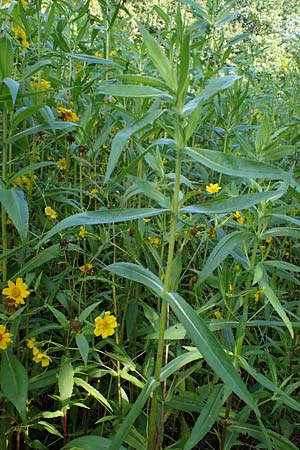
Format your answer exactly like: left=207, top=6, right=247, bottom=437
left=0, top=351, right=28, bottom=422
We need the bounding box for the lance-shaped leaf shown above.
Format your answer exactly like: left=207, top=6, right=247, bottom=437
left=37, top=208, right=168, bottom=247
left=0, top=351, right=28, bottom=422
left=184, top=147, right=290, bottom=181
left=106, top=262, right=260, bottom=416
left=97, top=84, right=171, bottom=99
left=183, top=385, right=227, bottom=450
left=181, top=188, right=286, bottom=215
left=0, top=189, right=28, bottom=244
left=184, top=75, right=241, bottom=115
left=105, top=109, right=164, bottom=183
left=196, top=231, right=252, bottom=284
left=137, top=21, right=177, bottom=92
left=259, top=276, right=293, bottom=338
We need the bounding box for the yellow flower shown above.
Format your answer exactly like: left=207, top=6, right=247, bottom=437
left=12, top=26, right=29, bottom=48
left=254, top=288, right=264, bottom=303
left=0, top=325, right=13, bottom=350
left=2, top=278, right=30, bottom=306
left=95, top=52, right=103, bottom=58
left=143, top=218, right=151, bottom=223
left=79, top=263, right=94, bottom=274
left=44, top=206, right=57, bottom=220
left=13, top=175, right=32, bottom=191
left=57, top=157, right=67, bottom=170
left=148, top=237, right=160, bottom=247
left=109, top=50, right=117, bottom=57
left=78, top=225, right=86, bottom=239
left=57, top=107, right=79, bottom=122
left=89, top=188, right=98, bottom=197
left=21, top=0, right=28, bottom=6
left=30, top=78, right=51, bottom=91
left=265, top=237, right=273, bottom=244
left=32, top=347, right=52, bottom=367
left=26, top=337, right=36, bottom=349
left=214, top=311, right=223, bottom=320
left=234, top=211, right=244, bottom=225
left=205, top=183, right=222, bottom=194
left=94, top=311, right=117, bottom=339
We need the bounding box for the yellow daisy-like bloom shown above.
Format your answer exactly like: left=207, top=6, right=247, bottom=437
left=30, top=78, right=51, bottom=91
left=26, top=337, right=36, bottom=349
left=265, top=237, right=273, bottom=244
left=57, top=157, right=67, bottom=171
left=2, top=278, right=30, bottom=306
left=234, top=210, right=244, bottom=225
left=90, top=188, right=98, bottom=197
left=254, top=288, right=264, bottom=303
left=94, top=312, right=117, bottom=339
left=32, top=347, right=52, bottom=367
left=44, top=206, right=57, bottom=220
left=206, top=183, right=222, bottom=194
left=109, top=50, right=117, bottom=57
left=79, top=263, right=94, bottom=274
left=214, top=311, right=224, bottom=320
left=148, top=236, right=160, bottom=247
left=78, top=225, right=86, bottom=239
left=0, top=325, right=13, bottom=350
left=57, top=107, right=79, bottom=122
left=95, top=52, right=103, bottom=58
left=12, top=25, right=29, bottom=48
left=12, top=175, right=32, bottom=191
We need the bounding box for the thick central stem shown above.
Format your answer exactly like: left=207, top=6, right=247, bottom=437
left=147, top=123, right=183, bottom=450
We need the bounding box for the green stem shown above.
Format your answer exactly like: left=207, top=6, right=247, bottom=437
left=1, top=110, right=8, bottom=284
left=147, top=132, right=183, bottom=450
left=235, top=240, right=259, bottom=358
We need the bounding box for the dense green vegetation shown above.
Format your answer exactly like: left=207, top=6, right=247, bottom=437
left=1, top=0, right=300, bottom=449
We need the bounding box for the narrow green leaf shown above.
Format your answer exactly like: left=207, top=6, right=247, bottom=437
left=47, top=305, right=69, bottom=328
left=106, top=263, right=260, bottom=416
left=137, top=21, right=177, bottom=91
left=0, top=189, right=28, bottom=244
left=38, top=208, right=168, bottom=247
left=13, top=243, right=82, bottom=279
left=97, top=84, right=171, bottom=98
left=20, top=59, right=53, bottom=82
left=66, top=53, right=120, bottom=66
left=76, top=333, right=89, bottom=366
left=58, top=361, right=74, bottom=403
left=78, top=301, right=102, bottom=322
left=0, top=351, right=28, bottom=421
left=181, top=189, right=286, bottom=215
left=105, top=109, right=164, bottom=182
left=259, top=277, right=294, bottom=338
left=160, top=350, right=202, bottom=381
left=184, top=75, right=240, bottom=115
left=177, top=32, right=190, bottom=107
left=197, top=232, right=252, bottom=284
left=227, top=424, right=298, bottom=450
left=184, top=147, right=289, bottom=181
left=74, top=377, right=112, bottom=412
left=238, top=356, right=300, bottom=412
left=6, top=122, right=79, bottom=144
left=183, top=385, right=226, bottom=450
left=0, top=32, right=14, bottom=78
left=8, top=162, right=56, bottom=186
left=261, top=227, right=300, bottom=240
left=108, top=377, right=159, bottom=450
left=64, top=436, right=127, bottom=450
left=2, top=78, right=20, bottom=106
